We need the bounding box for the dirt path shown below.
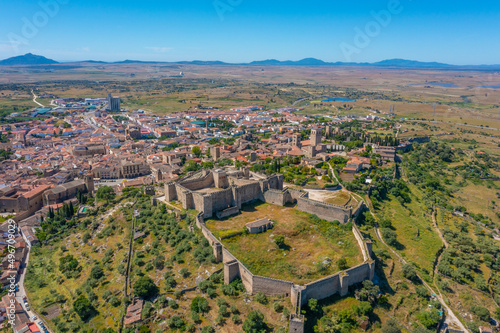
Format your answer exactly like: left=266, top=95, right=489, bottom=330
left=432, top=207, right=449, bottom=249
left=366, top=197, right=469, bottom=332
left=31, top=89, right=44, bottom=107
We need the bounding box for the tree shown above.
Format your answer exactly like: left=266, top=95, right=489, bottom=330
left=255, top=292, right=268, bottom=305
left=274, top=235, right=285, bottom=248
left=337, top=257, right=349, bottom=270
left=73, top=295, right=96, bottom=321
left=90, top=265, right=104, bottom=280
left=192, top=146, right=202, bottom=157
left=133, top=276, right=159, bottom=299
left=96, top=186, right=115, bottom=202
left=308, top=298, right=318, bottom=312
left=191, top=297, right=210, bottom=314
left=382, top=228, right=399, bottom=248
left=242, top=310, right=267, bottom=333
left=472, top=306, right=490, bottom=322
left=402, top=264, right=420, bottom=283
left=381, top=319, right=401, bottom=333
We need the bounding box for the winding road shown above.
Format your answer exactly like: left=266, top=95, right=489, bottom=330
left=31, top=89, right=44, bottom=107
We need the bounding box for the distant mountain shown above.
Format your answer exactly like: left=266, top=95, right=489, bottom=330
left=0, top=53, right=58, bottom=66
left=250, top=58, right=328, bottom=66
left=371, top=59, right=455, bottom=68
left=1, top=54, right=499, bottom=70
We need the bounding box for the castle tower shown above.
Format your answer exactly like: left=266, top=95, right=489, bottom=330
left=84, top=174, right=95, bottom=194
left=291, top=134, right=301, bottom=148
left=211, top=146, right=221, bottom=161
left=311, top=129, right=322, bottom=147
left=325, top=125, right=332, bottom=138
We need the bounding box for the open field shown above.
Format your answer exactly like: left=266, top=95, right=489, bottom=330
left=1, top=64, right=499, bottom=129
left=206, top=202, right=363, bottom=284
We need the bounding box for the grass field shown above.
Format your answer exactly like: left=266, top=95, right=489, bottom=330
left=374, top=185, right=444, bottom=274
left=206, top=202, right=363, bottom=284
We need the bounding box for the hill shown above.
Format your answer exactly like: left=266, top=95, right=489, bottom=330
left=0, top=53, right=58, bottom=66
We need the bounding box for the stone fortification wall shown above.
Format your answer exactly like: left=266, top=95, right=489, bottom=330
left=216, top=206, right=240, bottom=219
left=297, top=197, right=352, bottom=223
left=252, top=275, right=294, bottom=297
left=263, top=189, right=287, bottom=206
left=175, top=184, right=194, bottom=210
left=180, top=171, right=214, bottom=191
left=210, top=188, right=235, bottom=212
left=233, top=182, right=264, bottom=208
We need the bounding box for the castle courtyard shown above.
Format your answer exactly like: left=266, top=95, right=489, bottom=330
left=205, top=202, right=363, bottom=284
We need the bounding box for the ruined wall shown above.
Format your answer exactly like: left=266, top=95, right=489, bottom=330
left=343, top=262, right=372, bottom=286
left=288, top=188, right=305, bottom=202
left=216, top=206, right=240, bottom=219
left=297, top=198, right=351, bottom=223
left=180, top=172, right=214, bottom=191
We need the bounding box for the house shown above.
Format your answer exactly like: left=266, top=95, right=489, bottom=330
left=124, top=298, right=143, bottom=327
left=246, top=219, right=274, bottom=234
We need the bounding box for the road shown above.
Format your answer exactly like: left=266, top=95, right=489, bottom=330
left=16, top=246, right=52, bottom=332
left=31, top=90, right=44, bottom=107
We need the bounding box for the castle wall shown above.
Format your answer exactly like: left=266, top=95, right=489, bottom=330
left=181, top=172, right=214, bottom=191
left=165, top=183, right=177, bottom=201
left=224, top=261, right=240, bottom=285
left=297, top=197, right=351, bottom=223
left=211, top=188, right=235, bottom=212
left=352, top=201, right=366, bottom=219
left=303, top=273, right=340, bottom=302
left=216, top=206, right=240, bottom=219
left=233, top=183, right=263, bottom=208
left=267, top=174, right=284, bottom=190
left=175, top=184, right=194, bottom=210
left=252, top=276, right=294, bottom=297
left=263, top=189, right=286, bottom=206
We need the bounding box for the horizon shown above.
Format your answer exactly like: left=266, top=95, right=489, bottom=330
left=4, top=53, right=500, bottom=68
left=1, top=0, right=500, bottom=65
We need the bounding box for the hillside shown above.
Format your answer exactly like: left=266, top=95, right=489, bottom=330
left=0, top=53, right=58, bottom=66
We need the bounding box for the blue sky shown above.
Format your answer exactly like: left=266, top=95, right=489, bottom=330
left=1, top=0, right=499, bottom=64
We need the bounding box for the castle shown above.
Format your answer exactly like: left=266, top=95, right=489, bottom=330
left=165, top=168, right=283, bottom=220
left=164, top=168, right=374, bottom=333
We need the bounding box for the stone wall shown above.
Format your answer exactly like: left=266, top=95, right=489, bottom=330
left=303, top=274, right=340, bottom=302
left=252, top=275, right=294, bottom=297
left=216, top=206, right=240, bottom=219
left=263, top=189, right=286, bottom=206
left=180, top=171, right=214, bottom=191
left=297, top=197, right=352, bottom=223
left=211, top=188, right=235, bottom=212
left=233, top=182, right=263, bottom=208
